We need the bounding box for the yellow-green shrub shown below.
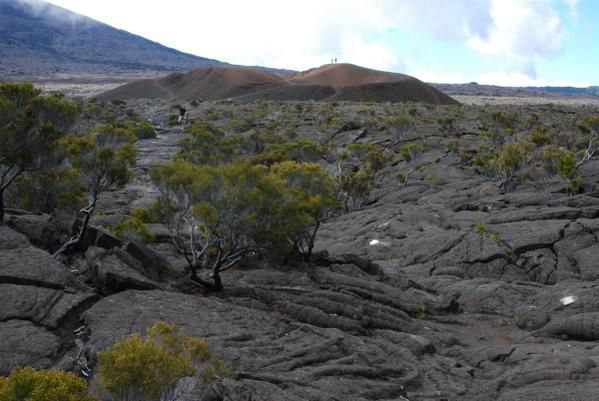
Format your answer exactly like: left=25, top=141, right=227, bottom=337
left=97, top=322, right=231, bottom=401
left=0, top=366, right=96, bottom=401
left=108, top=216, right=155, bottom=243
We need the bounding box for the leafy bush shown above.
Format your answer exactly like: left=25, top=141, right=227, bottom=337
left=385, top=114, right=413, bottom=144
left=338, top=170, right=375, bottom=211
left=397, top=143, right=424, bottom=186
left=152, top=159, right=338, bottom=289
left=474, top=140, right=533, bottom=193
left=437, top=116, right=456, bottom=137
left=0, top=366, right=96, bottom=401
left=128, top=121, right=156, bottom=140
left=54, top=128, right=137, bottom=255
left=98, top=322, right=231, bottom=401
left=179, top=121, right=244, bottom=165
left=108, top=216, right=155, bottom=243
left=6, top=169, right=84, bottom=214
left=270, top=139, right=325, bottom=163
left=0, top=82, right=78, bottom=223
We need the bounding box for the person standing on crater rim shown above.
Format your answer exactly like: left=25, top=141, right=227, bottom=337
left=178, top=106, right=188, bottom=126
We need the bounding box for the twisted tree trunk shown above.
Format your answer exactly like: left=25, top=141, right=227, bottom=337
left=53, top=195, right=97, bottom=257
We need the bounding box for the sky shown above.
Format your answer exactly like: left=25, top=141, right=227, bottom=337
left=41, top=0, right=599, bottom=87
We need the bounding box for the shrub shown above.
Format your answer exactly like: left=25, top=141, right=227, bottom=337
left=270, top=161, right=340, bottom=259
left=226, top=116, right=253, bottom=133
left=6, top=168, right=84, bottom=214
left=178, top=121, right=244, bottom=165
left=473, top=224, right=502, bottom=243
left=338, top=170, right=375, bottom=211
left=152, top=159, right=338, bottom=289
left=108, top=216, right=155, bottom=243
left=128, top=121, right=156, bottom=140
left=385, top=114, right=413, bottom=144
left=475, top=140, right=533, bottom=193
left=437, top=116, right=456, bottom=137
left=0, top=82, right=78, bottom=223
left=0, top=366, right=96, bottom=401
left=54, top=128, right=136, bottom=256
left=398, top=143, right=424, bottom=186
left=168, top=115, right=179, bottom=126
left=274, top=139, right=325, bottom=162
left=98, top=322, right=231, bottom=401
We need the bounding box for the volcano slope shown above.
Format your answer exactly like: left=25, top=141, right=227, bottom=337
left=3, top=97, right=599, bottom=401
left=97, top=63, right=458, bottom=105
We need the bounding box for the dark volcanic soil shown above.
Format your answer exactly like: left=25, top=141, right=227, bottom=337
left=2, top=99, right=599, bottom=401
left=97, top=64, right=459, bottom=106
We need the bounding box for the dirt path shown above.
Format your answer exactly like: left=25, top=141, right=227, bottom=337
left=97, top=123, right=186, bottom=214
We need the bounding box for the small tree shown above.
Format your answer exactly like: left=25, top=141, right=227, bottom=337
left=437, top=116, right=456, bottom=137
left=151, top=160, right=285, bottom=290
left=338, top=170, right=375, bottom=212
left=178, top=121, right=244, bottom=165
left=0, top=366, right=96, bottom=401
left=491, top=141, right=531, bottom=193
left=397, top=143, right=424, bottom=187
left=152, top=159, right=338, bottom=288
left=54, top=128, right=136, bottom=256
left=0, top=82, right=78, bottom=224
left=538, top=116, right=599, bottom=195
left=335, top=144, right=390, bottom=212
left=271, top=161, right=339, bottom=260
left=98, top=321, right=231, bottom=401
left=386, top=114, right=413, bottom=146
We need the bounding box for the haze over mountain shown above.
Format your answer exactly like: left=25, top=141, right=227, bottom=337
left=98, top=63, right=458, bottom=105
left=0, top=0, right=224, bottom=77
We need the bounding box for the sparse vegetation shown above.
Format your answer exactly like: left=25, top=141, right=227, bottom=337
left=473, top=223, right=502, bottom=243
left=98, top=321, right=231, bottom=401
left=0, top=366, right=96, bottom=401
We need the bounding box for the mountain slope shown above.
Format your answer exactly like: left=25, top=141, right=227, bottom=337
left=99, top=66, right=288, bottom=101
left=0, top=0, right=223, bottom=77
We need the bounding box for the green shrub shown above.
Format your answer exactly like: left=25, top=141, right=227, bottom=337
left=473, top=224, right=502, bottom=243
left=272, top=139, right=325, bottom=162
left=178, top=121, right=244, bottom=165
left=338, top=170, right=375, bottom=211
left=6, top=169, right=84, bottom=214
left=108, top=216, right=155, bottom=243
left=0, top=366, right=96, bottom=401
left=129, top=121, right=156, bottom=139
left=98, top=322, right=231, bottom=401
left=0, top=82, right=79, bottom=223
left=168, top=115, right=179, bottom=126
left=152, top=159, right=338, bottom=288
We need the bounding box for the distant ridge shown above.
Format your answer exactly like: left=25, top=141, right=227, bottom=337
left=0, top=0, right=224, bottom=77
left=431, top=82, right=599, bottom=99
left=528, top=86, right=599, bottom=97
left=99, top=63, right=459, bottom=105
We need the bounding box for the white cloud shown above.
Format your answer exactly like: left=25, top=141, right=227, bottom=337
left=42, top=0, right=580, bottom=85
left=468, top=0, right=566, bottom=70
left=379, top=0, right=494, bottom=41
